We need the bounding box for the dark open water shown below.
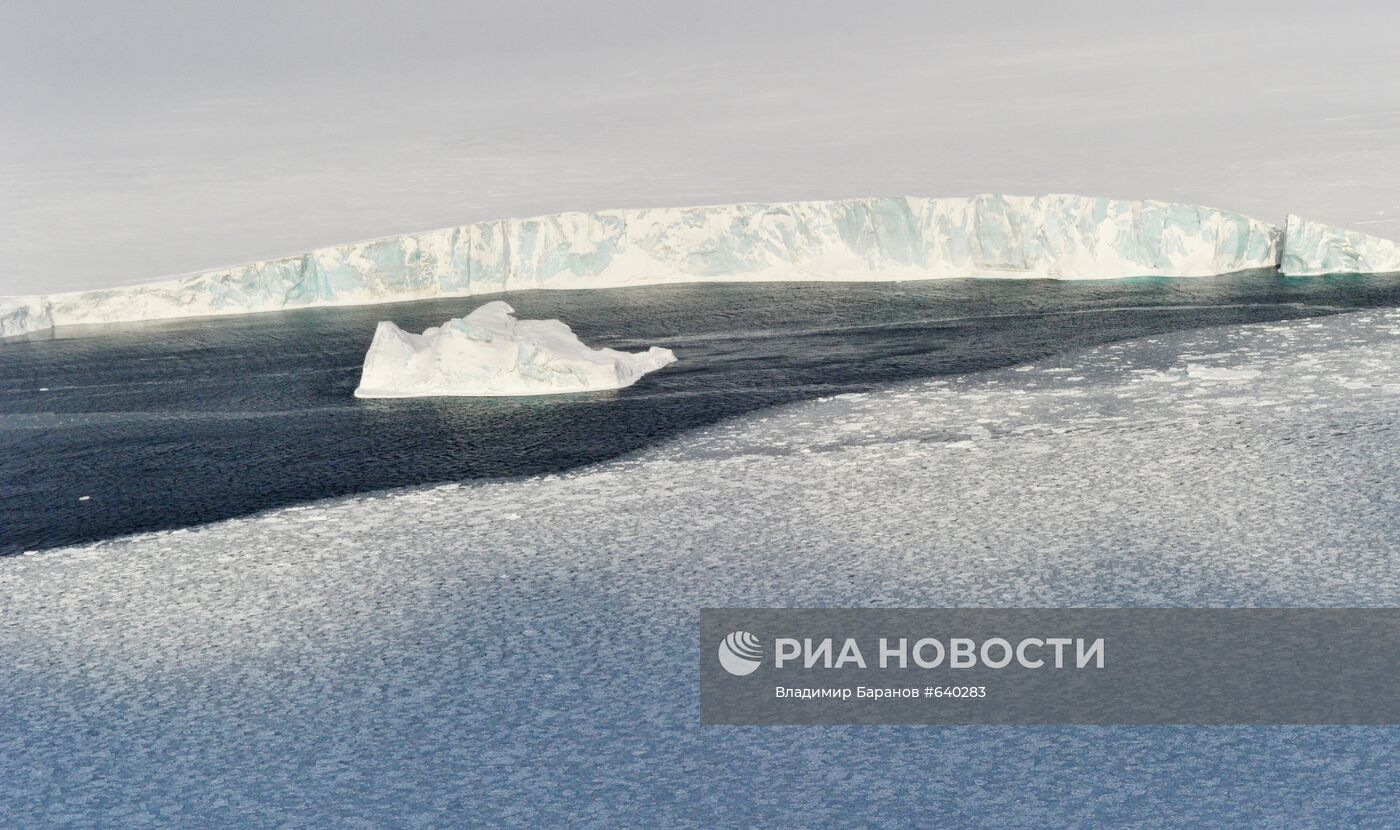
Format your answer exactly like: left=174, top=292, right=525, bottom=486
left=5, top=271, right=1400, bottom=555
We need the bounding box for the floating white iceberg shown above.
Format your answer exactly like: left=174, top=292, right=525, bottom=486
left=1280, top=215, right=1400, bottom=276
left=1, top=194, right=1285, bottom=339
left=353, top=301, right=676, bottom=398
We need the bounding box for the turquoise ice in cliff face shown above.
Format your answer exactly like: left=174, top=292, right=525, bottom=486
left=1, top=194, right=1286, bottom=338
left=1280, top=215, right=1400, bottom=276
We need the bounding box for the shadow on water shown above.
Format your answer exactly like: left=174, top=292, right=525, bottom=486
left=5, top=270, right=1400, bottom=554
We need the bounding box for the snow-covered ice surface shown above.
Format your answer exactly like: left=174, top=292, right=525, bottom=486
left=5, top=309, right=1400, bottom=825
left=354, top=301, right=675, bottom=398
left=1282, top=215, right=1400, bottom=276
left=0, top=194, right=1283, bottom=339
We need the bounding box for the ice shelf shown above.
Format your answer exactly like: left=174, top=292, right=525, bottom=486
left=0, top=194, right=1325, bottom=339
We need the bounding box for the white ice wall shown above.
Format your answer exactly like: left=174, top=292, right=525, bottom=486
left=0, top=297, right=52, bottom=338
left=0, top=194, right=1285, bottom=339
left=1280, top=216, right=1400, bottom=276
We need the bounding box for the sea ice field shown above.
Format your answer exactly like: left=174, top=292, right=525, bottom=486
left=5, top=304, right=1400, bottom=826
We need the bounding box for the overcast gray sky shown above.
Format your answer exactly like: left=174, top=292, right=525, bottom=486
left=3, top=0, right=1398, bottom=294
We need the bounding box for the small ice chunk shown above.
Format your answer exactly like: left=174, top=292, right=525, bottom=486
left=1184, top=363, right=1262, bottom=381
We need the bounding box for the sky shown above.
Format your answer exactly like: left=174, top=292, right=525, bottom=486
left=2, top=0, right=1398, bottom=294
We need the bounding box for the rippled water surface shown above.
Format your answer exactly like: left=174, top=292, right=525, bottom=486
left=5, top=271, right=1400, bottom=554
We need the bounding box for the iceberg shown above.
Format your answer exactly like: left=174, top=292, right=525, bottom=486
left=353, top=301, right=676, bottom=398
left=2, top=195, right=1285, bottom=340
left=1280, top=215, right=1400, bottom=276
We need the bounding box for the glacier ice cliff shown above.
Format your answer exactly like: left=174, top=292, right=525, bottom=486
left=0, top=194, right=1292, bottom=339
left=354, top=301, right=675, bottom=398
left=0, top=297, right=52, bottom=339
left=1280, top=215, right=1400, bottom=276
